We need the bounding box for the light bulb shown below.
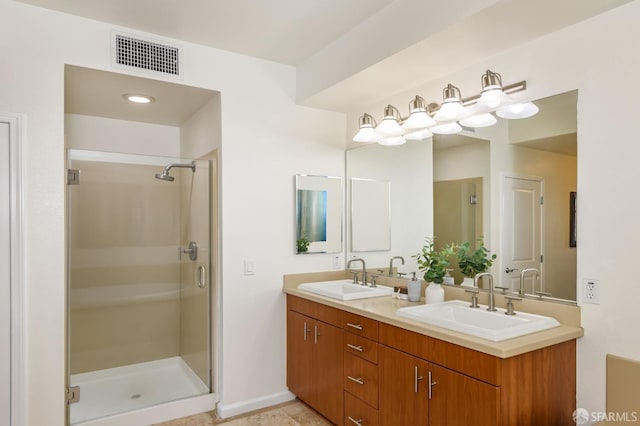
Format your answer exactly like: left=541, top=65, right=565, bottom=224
left=479, top=88, right=502, bottom=108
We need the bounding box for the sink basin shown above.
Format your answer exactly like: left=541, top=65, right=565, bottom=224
left=299, top=280, right=394, bottom=301
left=395, top=300, right=560, bottom=341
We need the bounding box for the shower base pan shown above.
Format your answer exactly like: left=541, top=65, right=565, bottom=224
left=70, top=356, right=209, bottom=424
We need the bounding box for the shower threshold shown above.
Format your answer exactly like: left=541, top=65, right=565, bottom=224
left=70, top=356, right=209, bottom=424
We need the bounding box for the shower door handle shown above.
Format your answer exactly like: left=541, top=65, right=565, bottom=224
left=197, top=265, right=207, bottom=288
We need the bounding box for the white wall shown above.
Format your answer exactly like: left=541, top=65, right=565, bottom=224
left=0, top=2, right=345, bottom=424
left=347, top=1, right=640, bottom=418
left=65, top=114, right=181, bottom=156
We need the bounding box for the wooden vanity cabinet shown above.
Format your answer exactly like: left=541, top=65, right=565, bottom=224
left=378, top=322, right=576, bottom=426
left=287, top=295, right=576, bottom=426
left=286, top=295, right=343, bottom=425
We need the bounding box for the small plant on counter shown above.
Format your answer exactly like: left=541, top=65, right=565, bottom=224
left=296, top=234, right=311, bottom=253
left=413, top=237, right=455, bottom=284
left=456, top=236, right=497, bottom=278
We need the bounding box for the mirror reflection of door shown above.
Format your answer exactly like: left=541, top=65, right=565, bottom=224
left=501, top=176, right=543, bottom=293
left=434, top=178, right=483, bottom=283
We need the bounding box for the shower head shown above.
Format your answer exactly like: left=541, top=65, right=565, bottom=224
left=154, top=161, right=196, bottom=182
left=155, top=170, right=175, bottom=181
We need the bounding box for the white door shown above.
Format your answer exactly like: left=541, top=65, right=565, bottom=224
left=1, top=121, right=11, bottom=426
left=501, top=176, right=543, bottom=293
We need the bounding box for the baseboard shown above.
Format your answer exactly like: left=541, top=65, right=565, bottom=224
left=216, top=390, right=296, bottom=419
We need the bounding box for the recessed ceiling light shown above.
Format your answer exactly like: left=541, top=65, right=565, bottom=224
left=123, top=94, right=155, bottom=104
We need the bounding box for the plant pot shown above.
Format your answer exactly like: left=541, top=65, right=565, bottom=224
left=425, top=282, right=445, bottom=304
left=462, top=277, right=475, bottom=288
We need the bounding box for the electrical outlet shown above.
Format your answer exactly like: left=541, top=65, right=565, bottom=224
left=582, top=278, right=600, bottom=304
left=332, top=255, right=342, bottom=269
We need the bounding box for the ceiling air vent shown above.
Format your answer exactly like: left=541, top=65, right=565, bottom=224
left=112, top=32, right=181, bottom=77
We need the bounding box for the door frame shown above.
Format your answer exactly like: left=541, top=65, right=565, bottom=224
left=1, top=113, right=25, bottom=426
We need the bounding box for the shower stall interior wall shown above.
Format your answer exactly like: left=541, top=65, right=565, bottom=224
left=66, top=149, right=212, bottom=424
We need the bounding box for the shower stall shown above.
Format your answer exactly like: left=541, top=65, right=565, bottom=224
left=66, top=149, right=214, bottom=424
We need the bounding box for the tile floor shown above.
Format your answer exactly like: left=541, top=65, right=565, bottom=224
left=155, top=400, right=332, bottom=426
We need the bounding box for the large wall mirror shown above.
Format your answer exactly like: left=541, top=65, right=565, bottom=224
left=346, top=90, right=577, bottom=302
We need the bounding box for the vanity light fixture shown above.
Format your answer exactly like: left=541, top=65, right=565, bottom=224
left=433, top=84, right=467, bottom=122
left=123, top=93, right=155, bottom=104
left=353, top=113, right=381, bottom=143
left=375, top=105, right=404, bottom=137
left=352, top=69, right=538, bottom=145
left=402, top=96, right=437, bottom=129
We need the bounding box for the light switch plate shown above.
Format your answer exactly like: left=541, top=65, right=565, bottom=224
left=244, top=260, right=255, bottom=275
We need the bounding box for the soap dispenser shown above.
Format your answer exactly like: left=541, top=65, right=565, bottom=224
left=443, top=269, right=454, bottom=285
left=407, top=272, right=421, bottom=302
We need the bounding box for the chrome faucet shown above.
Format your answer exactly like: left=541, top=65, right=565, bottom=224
left=389, top=256, right=405, bottom=276
left=474, top=272, right=496, bottom=312
left=519, top=268, right=539, bottom=296
left=347, top=258, right=367, bottom=286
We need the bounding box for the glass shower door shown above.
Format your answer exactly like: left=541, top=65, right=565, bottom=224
left=66, top=149, right=211, bottom=424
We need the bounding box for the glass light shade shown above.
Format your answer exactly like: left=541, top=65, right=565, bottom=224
left=459, top=113, right=497, bottom=128
left=433, top=99, right=466, bottom=122
left=402, top=111, right=436, bottom=129
left=375, top=118, right=404, bottom=137
left=353, top=126, right=380, bottom=143
left=378, top=136, right=406, bottom=146
left=430, top=122, right=462, bottom=135
left=404, top=128, right=433, bottom=140
left=496, top=102, right=539, bottom=119
left=479, top=87, right=505, bottom=108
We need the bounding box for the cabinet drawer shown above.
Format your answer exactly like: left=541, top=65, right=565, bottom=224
left=344, top=332, right=378, bottom=364
left=345, top=392, right=378, bottom=426
left=342, top=312, right=378, bottom=340
left=287, top=294, right=341, bottom=327
left=344, top=352, right=378, bottom=408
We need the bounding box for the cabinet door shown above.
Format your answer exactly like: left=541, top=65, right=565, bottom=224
left=428, top=363, right=500, bottom=426
left=314, top=321, right=344, bottom=425
left=379, top=345, right=428, bottom=426
left=287, top=311, right=313, bottom=404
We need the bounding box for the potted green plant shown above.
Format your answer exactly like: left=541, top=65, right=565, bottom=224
left=413, top=238, right=455, bottom=303
left=296, top=234, right=311, bottom=253
left=456, top=237, right=497, bottom=287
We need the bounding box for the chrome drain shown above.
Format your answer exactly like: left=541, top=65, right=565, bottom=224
left=131, top=394, right=141, bottom=399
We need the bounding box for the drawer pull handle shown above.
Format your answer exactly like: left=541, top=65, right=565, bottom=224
left=347, top=343, right=364, bottom=352
left=414, top=365, right=424, bottom=393
left=347, top=375, right=365, bottom=385
left=348, top=416, right=363, bottom=425
left=346, top=322, right=363, bottom=330
left=428, top=370, right=438, bottom=400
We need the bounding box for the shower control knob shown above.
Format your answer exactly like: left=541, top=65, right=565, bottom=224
left=179, top=241, right=198, bottom=261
